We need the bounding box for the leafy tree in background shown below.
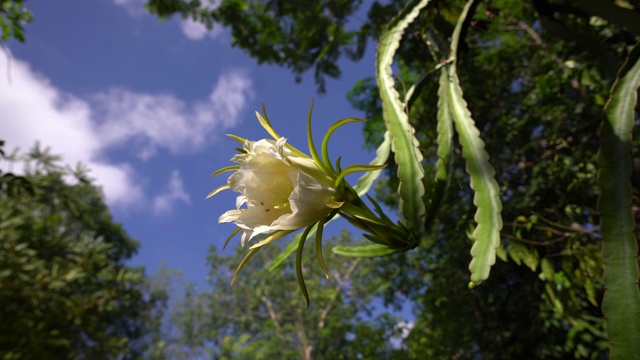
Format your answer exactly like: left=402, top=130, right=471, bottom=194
left=347, top=1, right=622, bottom=357
left=0, top=0, right=32, bottom=42
left=145, top=232, right=408, bottom=360
left=0, top=143, right=166, bottom=360
left=146, top=0, right=369, bottom=93
left=356, top=1, right=640, bottom=357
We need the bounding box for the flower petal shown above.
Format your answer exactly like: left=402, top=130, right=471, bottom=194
left=219, top=209, right=242, bottom=223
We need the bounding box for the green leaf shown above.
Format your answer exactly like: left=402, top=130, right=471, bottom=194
left=376, top=0, right=429, bottom=232
left=597, top=41, right=640, bottom=360
left=332, top=244, right=397, bottom=257
left=443, top=0, right=502, bottom=286
left=424, top=70, right=455, bottom=232
left=539, top=258, right=555, bottom=281
left=508, top=241, right=539, bottom=272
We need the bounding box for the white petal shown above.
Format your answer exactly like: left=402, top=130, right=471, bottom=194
left=219, top=209, right=242, bottom=223
left=240, top=230, right=253, bottom=246
left=236, top=195, right=247, bottom=209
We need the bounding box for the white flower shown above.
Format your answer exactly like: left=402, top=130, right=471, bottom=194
left=218, top=137, right=338, bottom=246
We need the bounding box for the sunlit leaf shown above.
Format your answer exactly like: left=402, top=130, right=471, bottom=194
left=332, top=244, right=397, bottom=257
left=442, top=0, right=502, bottom=286
left=376, top=0, right=429, bottom=232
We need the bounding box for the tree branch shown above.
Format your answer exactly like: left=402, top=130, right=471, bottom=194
left=260, top=290, right=287, bottom=341
left=318, top=258, right=361, bottom=329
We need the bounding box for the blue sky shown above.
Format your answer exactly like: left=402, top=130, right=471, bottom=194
left=0, top=0, right=382, bottom=286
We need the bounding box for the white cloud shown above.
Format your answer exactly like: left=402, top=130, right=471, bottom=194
left=152, top=170, right=190, bottom=215
left=0, top=54, right=144, bottom=208
left=180, top=19, right=223, bottom=41
left=0, top=53, right=253, bottom=212
left=94, top=69, right=253, bottom=160
left=180, top=0, right=223, bottom=41
left=112, top=0, right=147, bottom=17
left=114, top=0, right=224, bottom=42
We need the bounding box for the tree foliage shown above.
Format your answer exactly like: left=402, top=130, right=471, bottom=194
left=145, top=232, right=408, bottom=360
left=0, top=143, right=166, bottom=360
left=146, top=0, right=368, bottom=93
left=0, top=0, right=32, bottom=42
left=347, top=0, right=636, bottom=357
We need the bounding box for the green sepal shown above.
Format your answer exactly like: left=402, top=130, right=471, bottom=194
left=338, top=212, right=390, bottom=245
left=296, top=225, right=314, bottom=308
left=231, top=247, right=260, bottom=285
left=305, top=99, right=334, bottom=176
left=339, top=202, right=388, bottom=226
left=321, top=117, right=366, bottom=172
left=362, top=233, right=389, bottom=245
left=365, top=193, right=394, bottom=223
left=223, top=227, right=241, bottom=251
left=255, top=104, right=312, bottom=158
left=334, top=164, right=387, bottom=188
left=287, top=156, right=335, bottom=188
left=226, top=134, right=247, bottom=144
left=315, top=217, right=329, bottom=279
left=255, top=108, right=281, bottom=141
left=206, top=184, right=230, bottom=199
left=211, top=165, right=240, bottom=177
left=249, top=230, right=295, bottom=249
